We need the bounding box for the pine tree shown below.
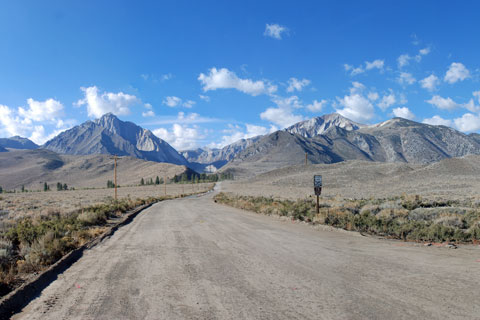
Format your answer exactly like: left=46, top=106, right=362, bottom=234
left=140, top=178, right=145, bottom=185
left=63, top=183, right=68, bottom=190
left=155, top=176, right=160, bottom=185
left=44, top=182, right=49, bottom=192
left=21, top=185, right=25, bottom=192
left=0, top=186, right=3, bottom=193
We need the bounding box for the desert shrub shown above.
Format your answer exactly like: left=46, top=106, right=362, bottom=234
left=77, top=210, right=107, bottom=226
left=214, top=193, right=480, bottom=244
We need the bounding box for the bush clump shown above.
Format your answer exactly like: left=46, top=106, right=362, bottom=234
left=214, top=192, right=480, bottom=243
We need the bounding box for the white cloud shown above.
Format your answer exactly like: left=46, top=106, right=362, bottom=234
left=398, top=48, right=429, bottom=68
left=365, top=59, right=384, bottom=71
left=463, top=99, right=480, bottom=113
left=454, top=113, right=480, bottom=132
left=419, top=74, right=440, bottom=91
left=259, top=95, right=308, bottom=128
left=345, top=59, right=384, bottom=76
left=162, top=97, right=196, bottom=108
left=377, top=92, right=396, bottom=110
left=397, top=54, right=411, bottom=68
left=198, top=67, right=276, bottom=96
left=473, top=91, right=480, bottom=104
left=161, top=73, right=172, bottom=81
left=18, top=98, right=64, bottom=122
left=182, top=100, right=196, bottom=108
left=335, top=82, right=375, bottom=123
left=28, top=125, right=63, bottom=145
left=141, top=73, right=172, bottom=82
left=0, top=104, right=26, bottom=137
left=350, top=67, right=365, bottom=76
left=426, top=95, right=460, bottom=110
left=0, top=100, right=73, bottom=144
left=368, top=92, right=379, bottom=101
left=272, top=95, right=303, bottom=109
left=212, top=123, right=277, bottom=148
left=199, top=95, right=210, bottom=102
left=397, top=72, right=416, bottom=85
left=153, top=124, right=206, bottom=150
left=392, top=107, right=415, bottom=120
left=444, top=62, right=470, bottom=84
left=306, top=99, right=327, bottom=112
left=76, top=86, right=139, bottom=118
left=260, top=107, right=303, bottom=128
left=287, top=78, right=311, bottom=92
left=264, top=23, right=288, bottom=39
left=350, top=81, right=366, bottom=93
left=419, top=47, right=430, bottom=56
left=163, top=96, right=182, bottom=107
left=142, top=110, right=155, bottom=117
left=422, top=115, right=453, bottom=127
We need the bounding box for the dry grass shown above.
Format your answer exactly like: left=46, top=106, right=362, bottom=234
left=0, top=183, right=213, bottom=221
left=214, top=192, right=480, bottom=244
left=0, top=183, right=214, bottom=297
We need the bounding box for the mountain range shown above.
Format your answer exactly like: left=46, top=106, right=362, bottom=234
left=3, top=112, right=480, bottom=177
left=221, top=113, right=480, bottom=177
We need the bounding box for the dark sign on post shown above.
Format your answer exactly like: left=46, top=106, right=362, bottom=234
left=314, top=175, right=322, bottom=196
left=313, top=175, right=322, bottom=213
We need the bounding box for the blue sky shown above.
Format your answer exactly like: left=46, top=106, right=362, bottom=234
left=1, top=0, right=480, bottom=150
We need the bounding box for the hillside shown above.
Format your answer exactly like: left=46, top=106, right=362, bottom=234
left=0, top=149, right=191, bottom=190
left=221, top=154, right=480, bottom=199
left=0, top=136, right=38, bottom=150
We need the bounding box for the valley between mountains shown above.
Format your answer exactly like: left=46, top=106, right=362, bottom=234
left=1, top=112, right=480, bottom=319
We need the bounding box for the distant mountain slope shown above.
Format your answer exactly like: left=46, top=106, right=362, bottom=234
left=0, top=146, right=7, bottom=152
left=285, top=113, right=364, bottom=138
left=0, top=136, right=38, bottom=150
left=223, top=116, right=480, bottom=177
left=43, top=113, right=188, bottom=166
left=181, top=136, right=261, bottom=172
left=222, top=131, right=343, bottom=177
left=0, top=149, right=191, bottom=190
left=357, top=118, right=480, bottom=163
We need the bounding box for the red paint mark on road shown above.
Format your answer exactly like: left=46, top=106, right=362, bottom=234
left=75, top=283, right=82, bottom=289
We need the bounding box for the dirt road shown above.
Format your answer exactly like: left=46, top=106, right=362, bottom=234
left=13, top=191, right=480, bottom=319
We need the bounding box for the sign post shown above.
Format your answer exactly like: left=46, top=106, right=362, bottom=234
left=313, top=175, right=322, bottom=214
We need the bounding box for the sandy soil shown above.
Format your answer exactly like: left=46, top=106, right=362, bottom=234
left=221, top=156, right=480, bottom=201
left=0, top=183, right=214, bottom=221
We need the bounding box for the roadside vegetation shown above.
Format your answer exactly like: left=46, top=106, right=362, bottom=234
left=0, top=184, right=214, bottom=298
left=214, top=192, right=480, bottom=244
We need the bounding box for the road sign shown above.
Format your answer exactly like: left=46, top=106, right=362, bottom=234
left=313, top=175, right=322, bottom=211
left=314, top=175, right=322, bottom=187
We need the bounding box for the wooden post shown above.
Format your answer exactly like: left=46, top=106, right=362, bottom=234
left=316, top=195, right=319, bottom=214
left=164, top=174, right=167, bottom=196
left=305, top=153, right=308, bottom=166
left=114, top=155, right=117, bottom=202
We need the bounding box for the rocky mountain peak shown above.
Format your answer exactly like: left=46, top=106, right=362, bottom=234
left=43, top=113, right=188, bottom=166
left=285, top=112, right=364, bottom=138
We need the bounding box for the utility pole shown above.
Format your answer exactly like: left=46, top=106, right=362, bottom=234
left=110, top=155, right=118, bottom=202
left=164, top=174, right=167, bottom=196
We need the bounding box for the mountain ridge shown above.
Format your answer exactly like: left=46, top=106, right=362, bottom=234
left=43, top=113, right=188, bottom=166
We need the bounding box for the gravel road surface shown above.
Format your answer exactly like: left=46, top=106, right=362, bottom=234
left=12, top=192, right=480, bottom=319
